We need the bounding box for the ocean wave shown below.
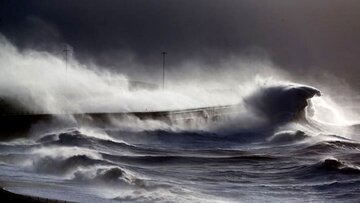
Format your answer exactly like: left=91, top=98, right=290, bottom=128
left=32, top=154, right=109, bottom=175
left=316, top=158, right=360, bottom=174
left=72, top=166, right=145, bottom=187
left=292, top=158, right=360, bottom=180
left=268, top=130, right=309, bottom=143
left=245, top=84, right=321, bottom=124
left=298, top=140, right=360, bottom=155
left=100, top=153, right=277, bottom=166
left=36, top=130, right=142, bottom=154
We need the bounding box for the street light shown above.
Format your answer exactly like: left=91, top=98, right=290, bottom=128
left=162, top=51, right=167, bottom=90
left=63, top=45, right=70, bottom=73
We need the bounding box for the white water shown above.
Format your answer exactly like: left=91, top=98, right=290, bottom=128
left=0, top=35, right=245, bottom=114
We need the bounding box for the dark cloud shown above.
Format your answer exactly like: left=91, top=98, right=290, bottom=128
left=1, top=0, right=360, bottom=86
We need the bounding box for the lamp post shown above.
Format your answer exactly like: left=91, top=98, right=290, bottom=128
left=63, top=45, right=70, bottom=73
left=162, top=51, right=167, bottom=90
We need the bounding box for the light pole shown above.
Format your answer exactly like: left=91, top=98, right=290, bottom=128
left=162, top=51, right=167, bottom=90
left=63, top=45, right=70, bottom=73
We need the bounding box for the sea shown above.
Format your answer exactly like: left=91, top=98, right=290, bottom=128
left=0, top=84, right=359, bottom=203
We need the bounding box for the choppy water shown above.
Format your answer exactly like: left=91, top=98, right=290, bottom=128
left=0, top=84, right=359, bottom=203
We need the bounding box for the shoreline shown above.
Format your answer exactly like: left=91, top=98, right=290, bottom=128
left=0, top=188, right=68, bottom=203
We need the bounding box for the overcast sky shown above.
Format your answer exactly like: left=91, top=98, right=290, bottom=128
left=1, top=0, right=360, bottom=87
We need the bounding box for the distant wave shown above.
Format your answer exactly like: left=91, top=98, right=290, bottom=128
left=268, top=130, right=309, bottom=143
left=299, top=140, right=360, bottom=154
left=316, top=158, right=360, bottom=174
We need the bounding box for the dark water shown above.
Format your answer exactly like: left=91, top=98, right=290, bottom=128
left=0, top=85, right=359, bottom=203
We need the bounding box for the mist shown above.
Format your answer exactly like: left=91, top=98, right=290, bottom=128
left=0, top=34, right=259, bottom=114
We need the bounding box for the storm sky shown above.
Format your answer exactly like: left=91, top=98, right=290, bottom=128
left=1, top=0, right=360, bottom=86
